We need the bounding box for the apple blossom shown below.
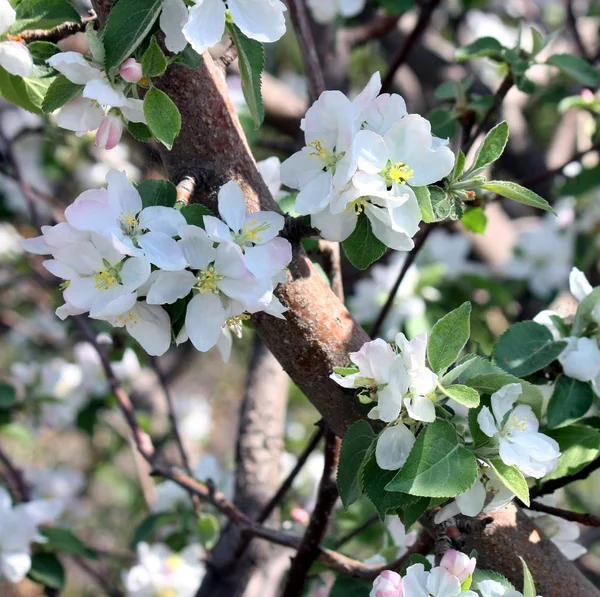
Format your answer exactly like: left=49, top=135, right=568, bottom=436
left=95, top=114, right=125, bottom=150
left=123, top=542, right=205, bottom=597
left=439, top=550, right=476, bottom=583
left=160, top=0, right=189, bottom=53
left=477, top=580, right=527, bottom=597
left=477, top=384, right=560, bottom=478
left=558, top=336, right=600, bottom=382
left=120, top=58, right=144, bottom=84
left=0, top=487, right=62, bottom=583
left=0, top=0, right=33, bottom=77
left=306, top=0, right=367, bottom=24
left=569, top=267, right=593, bottom=301
left=370, top=569, right=403, bottom=597
left=182, top=0, right=287, bottom=55
left=375, top=424, right=416, bottom=470
left=64, top=169, right=188, bottom=271
left=402, top=563, right=478, bottom=597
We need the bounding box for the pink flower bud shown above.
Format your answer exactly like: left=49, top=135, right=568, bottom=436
left=439, top=549, right=476, bottom=583
left=95, top=115, right=124, bottom=150
left=370, top=570, right=403, bottom=597
left=290, top=507, right=310, bottom=525
left=120, top=58, right=143, bottom=83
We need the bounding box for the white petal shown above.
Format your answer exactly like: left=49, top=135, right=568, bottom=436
left=146, top=270, right=196, bottom=304
left=280, top=147, right=325, bottom=189
left=229, top=0, right=287, bottom=43
left=456, top=478, right=486, bottom=517
left=477, top=406, right=497, bottom=438
left=375, top=424, right=415, bottom=470
left=183, top=0, right=226, bottom=54
left=43, top=259, right=76, bottom=280
left=185, top=293, right=226, bottom=352
left=47, top=51, right=103, bottom=84
left=569, top=267, right=593, bottom=301
left=203, top=215, right=235, bottom=243
left=354, top=130, right=389, bottom=174
left=404, top=394, right=436, bottom=423
left=83, top=79, right=128, bottom=107
left=338, top=0, right=367, bottom=17
left=426, top=568, right=462, bottom=597
left=161, top=0, right=190, bottom=53
left=216, top=328, right=233, bottom=362
left=214, top=241, right=248, bottom=278
left=139, top=206, right=186, bottom=236
left=491, top=383, right=522, bottom=425
left=120, top=256, right=151, bottom=291
left=90, top=288, right=137, bottom=319
left=65, top=191, right=117, bottom=233
left=120, top=98, right=146, bottom=123
left=218, top=180, right=247, bottom=232
left=63, top=277, right=98, bottom=310
left=127, top=303, right=171, bottom=356
left=178, top=225, right=216, bottom=270
left=310, top=205, right=357, bottom=242
left=106, top=169, right=142, bottom=216
left=1, top=551, right=31, bottom=583
left=0, top=42, right=33, bottom=77
left=295, top=171, right=333, bottom=215
left=0, top=0, right=16, bottom=36
left=244, top=238, right=292, bottom=279
left=352, top=171, right=388, bottom=197
left=243, top=211, right=285, bottom=244
left=57, top=97, right=104, bottom=133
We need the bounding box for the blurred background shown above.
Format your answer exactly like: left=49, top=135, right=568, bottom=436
left=1, top=0, right=600, bottom=594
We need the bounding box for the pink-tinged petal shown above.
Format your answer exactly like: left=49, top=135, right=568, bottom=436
left=218, top=180, right=247, bottom=232
left=65, top=196, right=117, bottom=234
left=119, top=58, right=143, bottom=83
left=146, top=270, right=196, bottom=305
left=95, top=114, right=124, bottom=150
left=139, top=206, right=186, bottom=236
left=244, top=237, right=291, bottom=279
left=183, top=0, right=226, bottom=54
left=137, top=231, right=187, bottom=271
left=185, top=292, right=226, bottom=352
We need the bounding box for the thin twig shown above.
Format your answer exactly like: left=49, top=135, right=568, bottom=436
left=0, top=443, right=31, bottom=501
left=369, top=225, right=434, bottom=338
left=465, top=73, right=514, bottom=154
left=334, top=513, right=380, bottom=549
left=530, top=457, right=600, bottom=499
left=525, top=501, right=600, bottom=527
left=565, top=0, right=592, bottom=62
left=381, top=0, right=443, bottom=93
left=282, top=430, right=341, bottom=597
left=287, top=0, right=326, bottom=100
left=14, top=13, right=96, bottom=43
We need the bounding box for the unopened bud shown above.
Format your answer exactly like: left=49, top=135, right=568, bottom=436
left=439, top=549, right=476, bottom=583
left=290, top=507, right=310, bottom=525
left=120, top=58, right=143, bottom=83
left=95, top=115, right=124, bottom=150
left=582, top=88, right=595, bottom=102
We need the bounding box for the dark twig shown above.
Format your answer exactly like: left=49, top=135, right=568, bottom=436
left=0, top=443, right=31, bottom=501
left=381, top=0, right=443, bottom=93
left=287, top=0, right=326, bottom=100
left=565, top=0, right=592, bottom=62
left=334, top=514, right=380, bottom=549
left=465, top=73, right=514, bottom=154
left=370, top=225, right=433, bottom=338
left=14, top=13, right=96, bottom=43
left=531, top=457, right=600, bottom=499
left=282, top=430, right=341, bottom=597
left=525, top=501, right=600, bottom=527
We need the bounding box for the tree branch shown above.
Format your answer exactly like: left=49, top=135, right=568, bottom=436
left=530, top=457, right=600, bottom=500
left=14, top=14, right=96, bottom=43
left=525, top=501, right=600, bottom=527
left=565, top=0, right=592, bottom=62
left=0, top=442, right=30, bottom=501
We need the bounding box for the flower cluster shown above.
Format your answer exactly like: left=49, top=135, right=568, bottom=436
left=331, top=333, right=438, bottom=470
left=281, top=72, right=455, bottom=250
left=0, top=0, right=33, bottom=77
left=0, top=487, right=63, bottom=584
left=47, top=50, right=146, bottom=150
left=371, top=550, right=477, bottom=597
left=23, top=170, right=291, bottom=357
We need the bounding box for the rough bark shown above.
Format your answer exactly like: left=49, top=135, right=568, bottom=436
left=196, top=337, right=289, bottom=597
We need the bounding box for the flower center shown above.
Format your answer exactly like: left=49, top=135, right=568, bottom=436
left=384, top=160, right=414, bottom=187
left=196, top=265, right=224, bottom=294
left=508, top=413, right=528, bottom=432
left=93, top=269, right=118, bottom=290
left=347, top=197, right=367, bottom=214
left=236, top=219, right=271, bottom=245
left=307, top=139, right=345, bottom=172
left=157, top=589, right=177, bottom=597
left=226, top=313, right=251, bottom=336
left=115, top=310, right=139, bottom=327
left=120, top=212, right=139, bottom=236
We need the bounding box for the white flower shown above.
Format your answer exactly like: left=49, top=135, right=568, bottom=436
left=203, top=180, right=291, bottom=279
left=477, top=580, right=525, bottom=597
left=123, top=542, right=205, bottom=597
left=44, top=232, right=151, bottom=319
left=307, top=0, right=366, bottom=23
left=402, top=563, right=478, bottom=597
left=569, top=267, right=593, bottom=302
left=375, top=424, right=415, bottom=470
left=65, top=169, right=188, bottom=271
left=0, top=0, right=33, bottom=77
left=385, top=517, right=418, bottom=558
left=182, top=0, right=286, bottom=55
left=370, top=569, right=402, bottom=597
left=257, top=156, right=284, bottom=200
left=477, top=383, right=560, bottom=478
left=0, top=487, right=62, bottom=583
left=439, top=550, right=476, bottom=584
left=160, top=0, right=189, bottom=53
left=22, top=222, right=88, bottom=255
left=558, top=336, right=600, bottom=382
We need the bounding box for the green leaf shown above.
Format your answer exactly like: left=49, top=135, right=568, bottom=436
left=342, top=212, right=387, bottom=270
left=468, top=404, right=491, bottom=447
left=386, top=420, right=478, bottom=498
left=486, top=458, right=529, bottom=506
left=0, top=67, right=53, bottom=114
left=546, top=53, right=600, bottom=87
left=545, top=425, right=600, bottom=481
left=427, top=302, right=472, bottom=375
left=103, top=0, right=162, bottom=72
left=520, top=557, right=536, bottom=597
left=179, top=204, right=214, bottom=228
left=143, top=87, right=182, bottom=150
left=128, top=121, right=153, bottom=143
left=428, top=185, right=455, bottom=221
left=197, top=514, right=220, bottom=550
left=572, top=287, right=600, bottom=336
left=330, top=575, right=373, bottom=597
left=440, top=384, right=480, bottom=409
left=461, top=207, right=487, bottom=233
left=175, top=45, right=202, bottom=70
left=41, top=75, right=83, bottom=113
left=360, top=448, right=418, bottom=519
left=473, top=569, right=515, bottom=592
left=399, top=496, right=431, bottom=529
left=560, top=164, right=600, bottom=197
left=378, top=0, right=415, bottom=15
left=137, top=179, right=177, bottom=208
left=27, top=553, right=65, bottom=589
left=471, top=121, right=509, bottom=172
left=87, top=22, right=105, bottom=64
left=13, top=0, right=80, bottom=34
left=426, top=108, right=458, bottom=139
left=227, top=23, right=265, bottom=128
left=27, top=41, right=60, bottom=64
left=547, top=375, right=594, bottom=429
left=131, top=512, right=173, bottom=548
left=41, top=527, right=98, bottom=560
left=0, top=382, right=17, bottom=410
left=413, top=186, right=434, bottom=223
left=481, top=181, right=554, bottom=213
left=450, top=150, right=466, bottom=182
left=142, top=36, right=168, bottom=78
left=337, top=420, right=375, bottom=509
left=493, top=321, right=567, bottom=377
left=456, top=37, right=505, bottom=62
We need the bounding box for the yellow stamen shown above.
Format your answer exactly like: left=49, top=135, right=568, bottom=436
left=115, top=310, right=139, bottom=327
left=139, top=76, right=149, bottom=86
left=196, top=265, right=224, bottom=294
left=226, top=313, right=251, bottom=327
left=387, top=161, right=414, bottom=185
left=347, top=198, right=367, bottom=214
left=157, top=589, right=177, bottom=597
left=165, top=555, right=184, bottom=572
left=308, top=139, right=329, bottom=159
left=237, top=219, right=271, bottom=244
left=94, top=270, right=118, bottom=290
left=509, top=414, right=528, bottom=432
